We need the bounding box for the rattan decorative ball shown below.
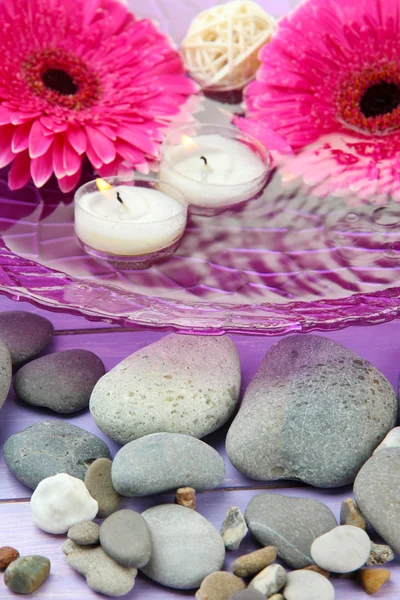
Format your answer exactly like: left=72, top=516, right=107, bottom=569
left=181, top=0, right=276, bottom=92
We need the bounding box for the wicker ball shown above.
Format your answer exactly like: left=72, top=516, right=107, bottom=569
left=181, top=0, right=276, bottom=92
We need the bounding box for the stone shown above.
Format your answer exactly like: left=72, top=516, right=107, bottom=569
left=100, top=509, right=152, bottom=569
left=195, top=571, right=245, bottom=600
left=249, top=564, right=287, bottom=597
left=84, top=458, right=120, bottom=518
left=226, top=335, right=397, bottom=488
left=0, top=342, right=11, bottom=409
left=354, top=448, right=400, bottom=553
left=0, top=311, right=53, bottom=365
left=175, top=487, right=196, bottom=510
left=269, top=596, right=284, bottom=600
left=367, top=542, right=395, bottom=567
left=68, top=521, right=100, bottom=546
left=311, top=525, right=371, bottom=573
left=112, top=432, right=225, bottom=496
left=63, top=539, right=137, bottom=596
left=14, top=349, right=105, bottom=414
left=229, top=591, right=266, bottom=600
left=340, top=498, right=367, bottom=530
left=245, top=493, right=337, bottom=569
left=3, top=420, right=111, bottom=489
left=31, top=473, right=98, bottom=534
left=373, top=427, right=400, bottom=453
left=141, top=504, right=225, bottom=589
left=221, top=507, right=248, bottom=551
left=4, top=556, right=50, bottom=594
left=0, top=547, right=19, bottom=569
left=90, top=333, right=241, bottom=444
left=283, top=570, right=335, bottom=600
left=231, top=547, right=277, bottom=578
left=303, top=564, right=330, bottom=578
left=356, top=568, right=391, bottom=595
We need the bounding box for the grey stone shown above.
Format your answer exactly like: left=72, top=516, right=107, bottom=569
left=3, top=420, right=111, bottom=489
left=62, top=539, right=137, bottom=596
left=68, top=521, right=100, bottom=545
left=354, top=448, right=400, bottom=554
left=0, top=342, right=11, bottom=409
left=283, top=570, right=335, bottom=600
left=14, top=349, right=105, bottom=414
left=221, top=506, right=248, bottom=550
left=90, top=333, right=241, bottom=445
left=84, top=458, right=120, bottom=518
left=141, top=504, right=225, bottom=589
left=367, top=542, right=395, bottom=567
left=226, top=335, right=397, bottom=488
left=249, top=564, right=287, bottom=597
left=245, top=493, right=337, bottom=569
left=112, top=432, right=225, bottom=497
left=229, top=591, right=266, bottom=600
left=100, top=509, right=152, bottom=568
left=0, top=311, right=53, bottom=365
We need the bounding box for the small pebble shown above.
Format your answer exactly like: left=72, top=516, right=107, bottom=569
left=0, top=311, right=53, bottom=365
left=311, top=525, right=371, bottom=573
left=249, top=564, right=287, bottom=597
left=4, top=556, right=50, bottom=594
left=63, top=539, right=137, bottom=596
left=221, top=507, right=248, bottom=551
left=284, top=570, right=335, bottom=600
left=195, top=571, right=245, bottom=600
left=85, top=458, right=120, bottom=518
left=68, top=521, right=100, bottom=546
left=340, top=498, right=367, bottom=530
left=229, top=592, right=265, bottom=600
left=356, top=568, right=391, bottom=595
left=367, top=542, right=395, bottom=567
left=269, top=595, right=284, bottom=600
left=231, top=547, right=277, bottom=578
left=100, top=509, right=152, bottom=568
left=0, top=342, right=11, bottom=409
left=175, top=487, right=196, bottom=510
left=0, top=547, right=19, bottom=569
left=31, top=473, right=98, bottom=534
left=373, top=427, right=400, bottom=454
left=303, top=564, right=330, bottom=578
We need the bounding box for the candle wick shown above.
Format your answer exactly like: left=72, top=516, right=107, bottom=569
left=200, top=156, right=208, bottom=166
left=116, top=191, right=124, bottom=205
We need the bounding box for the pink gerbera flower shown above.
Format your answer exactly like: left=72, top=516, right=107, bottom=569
left=0, top=0, right=196, bottom=192
left=240, top=0, right=400, bottom=202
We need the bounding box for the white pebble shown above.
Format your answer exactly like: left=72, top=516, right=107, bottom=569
left=250, top=563, right=287, bottom=596
left=373, top=427, right=400, bottom=454
left=311, top=525, right=371, bottom=573
left=31, top=473, right=98, bottom=534
left=284, top=570, right=335, bottom=600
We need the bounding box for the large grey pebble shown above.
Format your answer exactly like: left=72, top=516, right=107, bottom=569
left=14, top=350, right=105, bottom=414
left=354, top=448, right=400, bottom=553
left=0, top=342, right=11, bottom=409
left=112, top=432, right=225, bottom=496
left=100, top=510, right=152, bottom=568
left=90, top=334, right=241, bottom=444
left=141, top=504, right=225, bottom=589
left=227, top=335, right=397, bottom=487
left=0, top=311, right=53, bottom=365
left=3, top=420, right=111, bottom=489
left=245, top=493, right=337, bottom=569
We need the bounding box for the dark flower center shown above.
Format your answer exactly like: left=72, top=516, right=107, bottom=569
left=42, top=68, right=78, bottom=96
left=360, top=82, right=400, bottom=118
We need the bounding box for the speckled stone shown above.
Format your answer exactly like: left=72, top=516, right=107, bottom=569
left=226, top=335, right=397, bottom=487
left=354, top=448, right=400, bottom=554
left=195, top=571, right=245, bottom=600
left=85, top=458, right=120, bottom=518
left=3, top=420, right=111, bottom=489
left=245, top=493, right=337, bottom=569
left=90, top=334, right=241, bottom=444
left=367, top=542, right=395, bottom=567
left=340, top=498, right=367, bottom=530
left=0, top=547, right=19, bottom=569
left=63, top=539, right=137, bottom=596
left=0, top=311, right=53, bottom=365
left=175, top=487, right=196, bottom=510
left=100, top=510, right=152, bottom=568
left=231, top=547, right=277, bottom=578
left=4, top=556, right=50, bottom=594
left=68, top=521, right=100, bottom=546
left=0, top=342, right=11, bottom=409
left=220, top=507, right=248, bottom=550
left=284, top=570, right=335, bottom=600
left=14, top=349, right=105, bottom=414
left=112, top=433, right=225, bottom=496
left=141, top=504, right=225, bottom=589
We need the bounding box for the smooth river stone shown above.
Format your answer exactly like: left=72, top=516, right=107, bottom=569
left=90, top=333, right=241, bottom=444
left=3, top=420, right=111, bottom=489
left=354, top=447, right=400, bottom=554
left=226, top=334, right=397, bottom=487
left=0, top=311, right=53, bottom=365
left=4, top=556, right=50, bottom=594
left=100, top=510, right=152, bottom=568
left=112, top=432, right=225, bottom=496
left=0, top=341, right=11, bottom=409
left=85, top=458, right=120, bottom=518
left=141, top=504, right=225, bottom=589
left=245, top=493, right=337, bottom=569
left=310, top=525, right=371, bottom=573
left=283, top=570, right=335, bottom=600
left=14, top=349, right=105, bottom=413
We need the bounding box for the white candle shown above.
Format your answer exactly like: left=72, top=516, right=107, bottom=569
left=74, top=181, right=187, bottom=257
left=159, top=127, right=269, bottom=212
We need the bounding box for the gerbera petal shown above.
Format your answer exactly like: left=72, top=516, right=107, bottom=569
left=30, top=146, right=54, bottom=187
left=29, top=120, right=53, bottom=158
left=0, top=105, right=13, bottom=125
left=12, top=122, right=31, bottom=153
left=66, top=125, right=87, bottom=155
left=63, top=142, right=82, bottom=176
left=117, top=126, right=159, bottom=156
left=53, top=135, right=67, bottom=179
left=58, top=168, right=82, bottom=193
left=0, top=124, right=15, bottom=168
left=8, top=150, right=31, bottom=190
left=86, top=139, right=103, bottom=170
left=85, top=126, right=116, bottom=164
